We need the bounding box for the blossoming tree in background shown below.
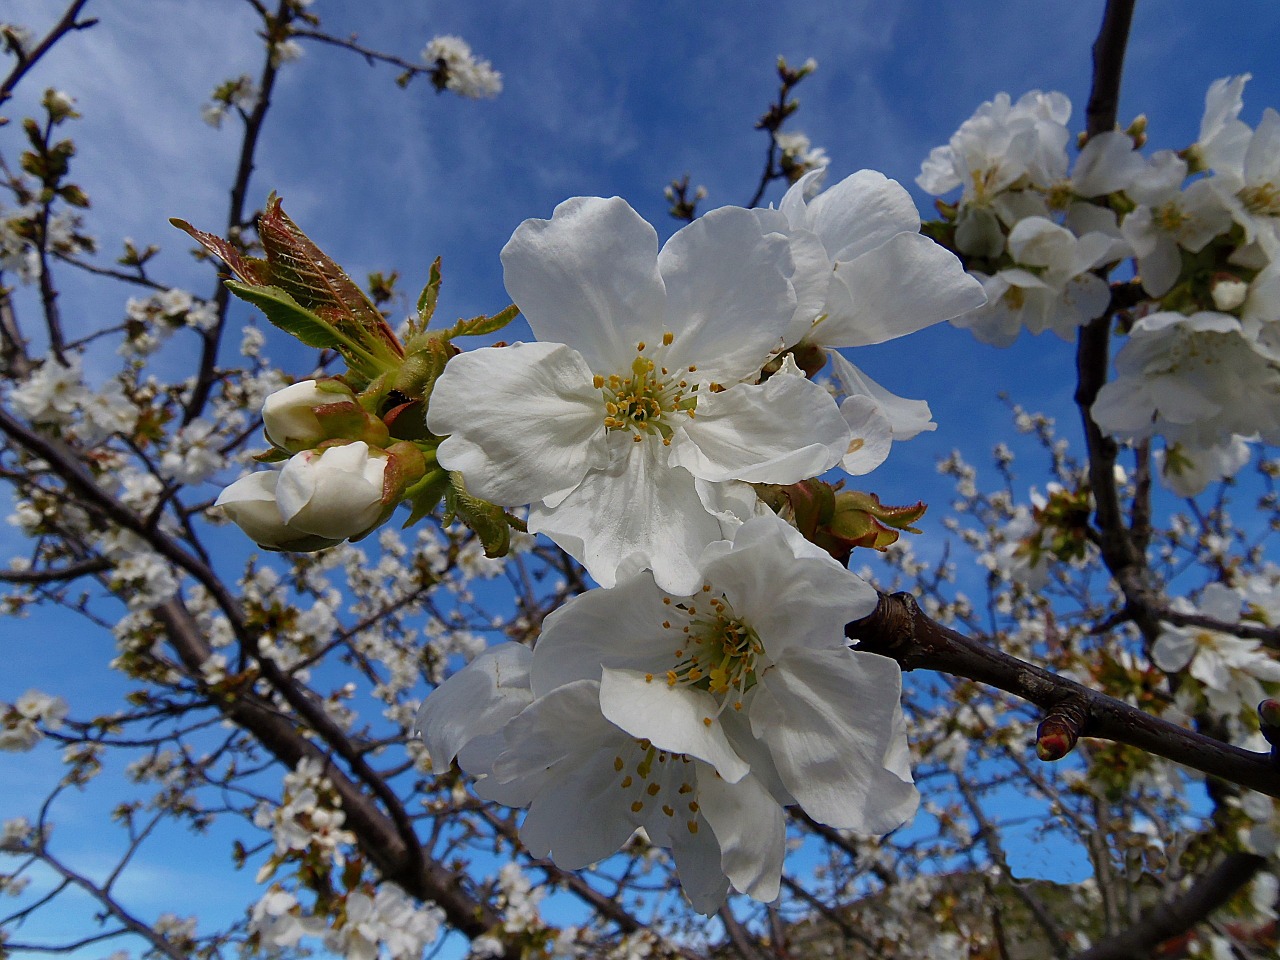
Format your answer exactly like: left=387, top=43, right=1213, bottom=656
left=3, top=1, right=1280, bottom=958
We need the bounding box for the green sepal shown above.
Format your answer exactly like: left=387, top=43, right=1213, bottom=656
left=439, top=304, right=519, bottom=341
left=393, top=337, right=455, bottom=401
left=443, top=471, right=511, bottom=558
left=416, top=257, right=442, bottom=323
left=402, top=469, right=449, bottom=528
left=252, top=446, right=291, bottom=464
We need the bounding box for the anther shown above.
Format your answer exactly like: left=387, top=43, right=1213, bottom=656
left=646, top=782, right=661, bottom=796
left=621, top=775, right=632, bottom=788
left=662, top=331, right=674, bottom=345
left=613, top=756, right=624, bottom=772
left=593, top=375, right=605, bottom=388
left=702, top=717, right=713, bottom=727
left=632, top=800, right=644, bottom=813
left=687, top=820, right=699, bottom=834
left=637, top=341, right=646, bottom=352
left=663, top=804, right=674, bottom=816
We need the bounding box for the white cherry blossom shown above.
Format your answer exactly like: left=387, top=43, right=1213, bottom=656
left=1154, top=584, right=1280, bottom=719
left=428, top=196, right=849, bottom=592
left=1121, top=151, right=1232, bottom=297
left=531, top=517, right=918, bottom=835
left=757, top=170, right=985, bottom=464
left=954, top=217, right=1122, bottom=347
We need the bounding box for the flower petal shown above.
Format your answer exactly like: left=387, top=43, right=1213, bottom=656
left=501, top=197, right=667, bottom=371
left=530, top=570, right=676, bottom=697
left=697, top=769, right=785, bottom=903
left=600, top=668, right=750, bottom=784
left=430, top=342, right=606, bottom=506
left=703, top=517, right=876, bottom=657
left=823, top=232, right=987, bottom=347
left=752, top=648, right=919, bottom=833
left=529, top=437, right=723, bottom=593
left=657, top=206, right=796, bottom=382
left=840, top=395, right=893, bottom=475
left=669, top=819, right=732, bottom=916
left=828, top=351, right=936, bottom=441
left=803, top=170, right=922, bottom=263
left=413, top=642, right=533, bottom=768
left=668, top=376, right=847, bottom=484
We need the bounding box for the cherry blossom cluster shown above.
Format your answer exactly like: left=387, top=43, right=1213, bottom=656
left=404, top=177, right=988, bottom=909
left=920, top=77, right=1280, bottom=494
left=921, top=79, right=1280, bottom=495
left=421, top=35, right=503, bottom=99
left=204, top=171, right=983, bottom=909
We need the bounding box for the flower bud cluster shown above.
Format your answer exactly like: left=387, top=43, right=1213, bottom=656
left=217, top=379, right=428, bottom=551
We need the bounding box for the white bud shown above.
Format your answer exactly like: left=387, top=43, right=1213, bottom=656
left=1211, top=277, right=1249, bottom=312
left=275, top=442, right=387, bottom=541
left=262, top=379, right=350, bottom=452
left=215, top=470, right=342, bottom=552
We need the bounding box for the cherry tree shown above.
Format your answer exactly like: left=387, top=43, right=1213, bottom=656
left=2, top=1, right=1279, bottom=958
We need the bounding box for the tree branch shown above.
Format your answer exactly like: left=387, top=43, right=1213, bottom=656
left=849, top=592, right=1280, bottom=797
left=1070, top=852, right=1266, bottom=960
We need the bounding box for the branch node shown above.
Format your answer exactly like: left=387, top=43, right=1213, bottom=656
left=1036, top=695, right=1090, bottom=762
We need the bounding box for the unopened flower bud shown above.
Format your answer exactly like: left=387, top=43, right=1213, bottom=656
left=262, top=379, right=389, bottom=453
left=214, top=470, right=343, bottom=552
left=275, top=441, right=389, bottom=541
left=1211, top=275, right=1249, bottom=312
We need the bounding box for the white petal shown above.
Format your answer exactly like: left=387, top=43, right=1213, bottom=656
left=1071, top=130, right=1141, bottom=197
left=529, top=437, right=722, bottom=593
left=657, top=206, right=796, bottom=382
left=430, top=342, right=606, bottom=506
left=752, top=648, right=918, bottom=833
left=501, top=197, right=666, bottom=371
left=704, top=517, right=875, bottom=657
left=697, top=770, right=785, bottom=903
left=668, top=376, right=847, bottom=484
left=413, top=643, right=532, bottom=769
left=823, top=233, right=986, bottom=347
left=530, top=570, right=675, bottom=697
left=839, top=395, right=893, bottom=475
left=828, top=351, right=935, bottom=441
left=1152, top=628, right=1196, bottom=672
left=600, top=669, right=750, bottom=783
left=803, top=170, right=921, bottom=263
left=669, top=817, right=732, bottom=915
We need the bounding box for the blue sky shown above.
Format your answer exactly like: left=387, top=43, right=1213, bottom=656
left=4, top=0, right=1280, bottom=953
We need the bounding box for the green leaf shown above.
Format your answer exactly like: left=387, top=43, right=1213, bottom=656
left=169, top=218, right=269, bottom=284
left=223, top=281, right=341, bottom=350
left=256, top=195, right=404, bottom=364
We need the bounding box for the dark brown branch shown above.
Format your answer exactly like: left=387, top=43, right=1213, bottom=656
left=0, top=557, right=110, bottom=583
left=719, top=904, right=771, bottom=960
left=850, top=592, right=1280, bottom=797
left=0, top=0, right=97, bottom=106
left=1084, top=0, right=1136, bottom=138
left=182, top=0, right=287, bottom=426
left=151, top=598, right=515, bottom=951
left=1070, top=852, right=1266, bottom=960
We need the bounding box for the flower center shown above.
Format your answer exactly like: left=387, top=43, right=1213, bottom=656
left=610, top=738, right=701, bottom=835
left=1240, top=183, right=1280, bottom=217
left=652, top=589, right=764, bottom=715
left=1155, top=200, right=1189, bottom=233
left=594, top=334, right=702, bottom=444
